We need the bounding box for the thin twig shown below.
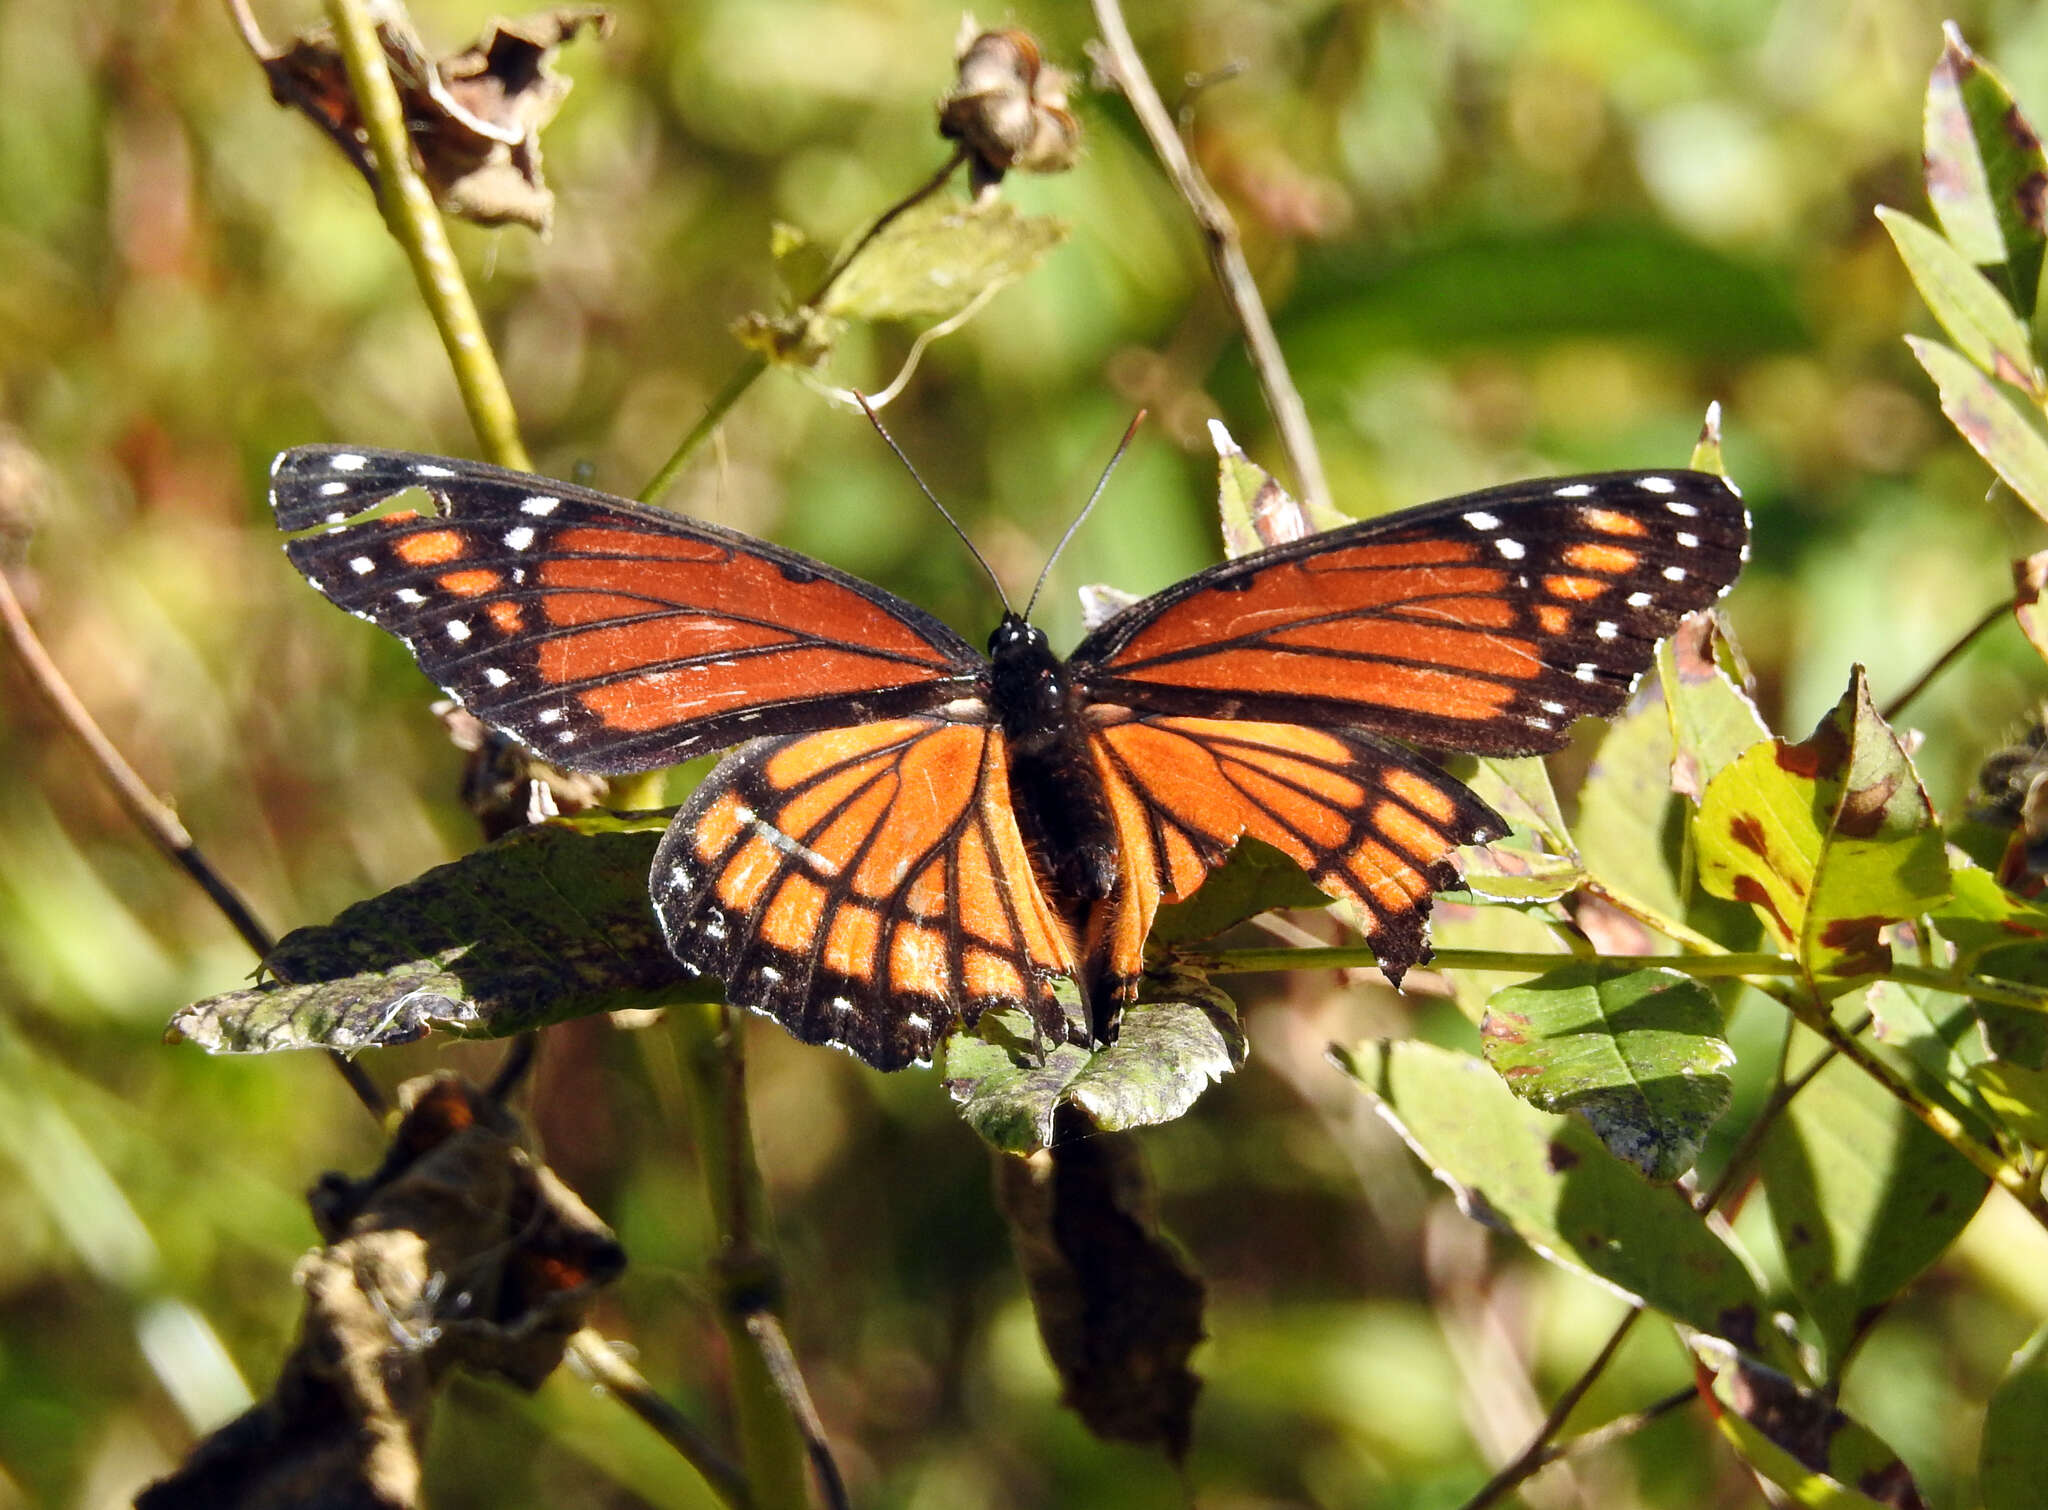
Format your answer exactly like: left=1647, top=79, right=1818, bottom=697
left=0, top=565, right=386, bottom=1118
left=1458, top=1310, right=1644, bottom=1510
left=1882, top=598, right=2011, bottom=722
left=566, top=1329, right=752, bottom=1508
left=746, top=1312, right=852, bottom=1510
left=324, top=0, right=531, bottom=471
left=1087, top=0, right=1333, bottom=517
left=640, top=150, right=969, bottom=506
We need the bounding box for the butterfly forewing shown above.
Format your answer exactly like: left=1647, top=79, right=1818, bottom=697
left=271, top=446, right=985, bottom=773
left=651, top=717, right=1075, bottom=1069
left=1072, top=470, right=1747, bottom=756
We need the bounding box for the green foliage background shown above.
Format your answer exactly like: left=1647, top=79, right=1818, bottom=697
left=3, top=0, right=2048, bottom=1505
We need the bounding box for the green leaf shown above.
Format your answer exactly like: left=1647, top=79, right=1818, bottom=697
left=1575, top=684, right=1692, bottom=933
left=1208, top=418, right=1346, bottom=560
left=1878, top=207, right=2043, bottom=396
left=1924, top=23, right=2048, bottom=317
left=1147, top=836, right=1331, bottom=948
left=168, top=814, right=707, bottom=1054
left=945, top=968, right=1245, bottom=1153
left=1695, top=666, right=1951, bottom=978
left=820, top=198, right=1068, bottom=323
left=1982, top=1324, right=2048, bottom=1510
left=1659, top=611, right=1769, bottom=802
left=1690, top=1337, right=1930, bottom=1509
left=1759, top=1043, right=1990, bottom=1373
left=1333, top=1039, right=1769, bottom=1347
left=1905, top=335, right=2048, bottom=524
left=1480, top=965, right=1733, bottom=1183
left=1449, top=755, right=1585, bottom=904
left=1865, top=980, right=1991, bottom=1124
left=1929, top=863, right=2048, bottom=971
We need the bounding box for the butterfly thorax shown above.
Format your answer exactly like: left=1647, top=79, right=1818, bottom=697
left=987, top=613, right=1119, bottom=908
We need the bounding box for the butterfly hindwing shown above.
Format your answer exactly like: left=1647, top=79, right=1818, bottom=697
left=271, top=447, right=984, bottom=773
left=651, top=718, right=1076, bottom=1069
left=1084, top=715, right=1507, bottom=996
left=1072, top=470, right=1747, bottom=757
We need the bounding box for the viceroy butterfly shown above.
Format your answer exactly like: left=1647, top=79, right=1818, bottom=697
left=270, top=446, right=1747, bottom=1069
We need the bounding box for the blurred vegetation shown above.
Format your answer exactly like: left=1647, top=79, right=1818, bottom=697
left=4, top=1, right=2048, bottom=1507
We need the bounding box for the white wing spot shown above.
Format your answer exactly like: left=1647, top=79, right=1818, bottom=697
left=324, top=511, right=348, bottom=524
left=349, top=556, right=375, bottom=575
left=1626, top=591, right=1653, bottom=608
left=1639, top=476, right=1677, bottom=493
left=1540, top=699, right=1567, bottom=714
left=318, top=480, right=350, bottom=497
left=503, top=525, right=536, bottom=551
left=1573, top=663, right=1599, bottom=682
left=1665, top=500, right=1699, bottom=517
left=395, top=588, right=424, bottom=604
left=538, top=708, right=563, bottom=725
left=1676, top=531, right=1699, bottom=549
left=703, top=914, right=727, bottom=940
left=329, top=453, right=369, bottom=472
left=1525, top=716, right=1553, bottom=730
left=555, top=730, right=576, bottom=745
left=446, top=620, right=472, bottom=642
left=520, top=495, right=561, bottom=516
left=906, top=1011, right=932, bottom=1033
left=1596, top=621, right=1619, bottom=640
left=760, top=966, right=783, bottom=984
left=413, top=463, right=455, bottom=478
left=268, top=453, right=286, bottom=478
left=1463, top=510, right=1501, bottom=530
left=483, top=667, right=512, bottom=688
left=831, top=996, right=856, bottom=1015
left=1554, top=483, right=1594, bottom=498
left=1494, top=538, right=1527, bottom=560
left=1663, top=565, right=1688, bottom=582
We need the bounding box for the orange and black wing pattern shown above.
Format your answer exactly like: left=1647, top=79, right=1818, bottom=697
left=651, top=717, right=1075, bottom=1069
left=1071, top=470, right=1748, bottom=756
left=1081, top=714, right=1505, bottom=998
left=270, top=447, right=984, bottom=772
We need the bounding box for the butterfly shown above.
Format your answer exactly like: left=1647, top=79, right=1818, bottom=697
left=270, top=446, right=1748, bottom=1070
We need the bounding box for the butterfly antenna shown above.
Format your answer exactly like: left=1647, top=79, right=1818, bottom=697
left=854, top=392, right=1012, bottom=614
left=1024, top=410, right=1146, bottom=621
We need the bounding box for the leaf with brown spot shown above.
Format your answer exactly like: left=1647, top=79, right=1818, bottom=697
left=1924, top=24, right=2048, bottom=317
left=1697, top=667, right=1951, bottom=977
left=1692, top=1336, right=1930, bottom=1508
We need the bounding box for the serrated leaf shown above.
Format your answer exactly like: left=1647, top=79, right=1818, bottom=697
left=1982, top=1324, right=2048, bottom=1510
left=1906, top=335, right=2048, bottom=524
left=1480, top=965, right=1732, bottom=1183
left=1759, top=1043, right=1989, bottom=1373
left=944, top=969, right=1245, bottom=1153
left=820, top=197, right=1067, bottom=324
left=1691, top=1336, right=1929, bottom=1509
left=1333, top=1039, right=1769, bottom=1346
left=1147, top=836, right=1332, bottom=947
left=1696, top=667, right=1951, bottom=978
left=1207, top=418, right=1347, bottom=560
left=1924, top=24, right=2048, bottom=317
left=169, top=815, right=704, bottom=1054
left=1878, top=206, right=2043, bottom=396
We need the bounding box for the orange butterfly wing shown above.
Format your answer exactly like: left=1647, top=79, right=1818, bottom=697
left=1081, top=714, right=1505, bottom=1000
left=1072, top=470, right=1748, bottom=755
left=272, top=447, right=983, bottom=772
left=651, top=717, right=1075, bottom=1069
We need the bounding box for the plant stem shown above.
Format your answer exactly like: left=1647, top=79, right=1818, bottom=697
left=325, top=0, right=530, bottom=471
left=566, top=1329, right=752, bottom=1507
left=0, top=564, right=385, bottom=1118
left=1881, top=598, right=2011, bottom=722
left=639, top=354, right=767, bottom=506
left=1088, top=0, right=1333, bottom=518
left=1199, top=945, right=1801, bottom=978
left=672, top=998, right=816, bottom=1510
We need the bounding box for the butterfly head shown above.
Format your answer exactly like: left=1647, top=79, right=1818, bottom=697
left=987, top=611, right=1069, bottom=736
